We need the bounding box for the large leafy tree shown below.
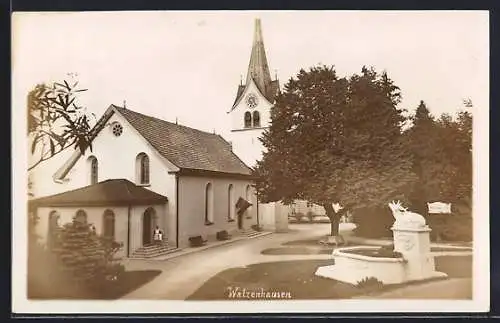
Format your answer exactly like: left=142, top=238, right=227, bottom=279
left=254, top=65, right=416, bottom=238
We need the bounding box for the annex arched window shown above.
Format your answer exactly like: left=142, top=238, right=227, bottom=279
left=244, top=112, right=252, bottom=128
left=228, top=184, right=235, bottom=221
left=252, top=111, right=261, bottom=127
left=102, top=209, right=115, bottom=239
left=47, top=210, right=60, bottom=247
left=48, top=210, right=60, bottom=230
left=136, top=153, right=150, bottom=185
left=205, top=183, right=214, bottom=225
left=88, top=156, right=98, bottom=185
left=75, top=209, right=88, bottom=224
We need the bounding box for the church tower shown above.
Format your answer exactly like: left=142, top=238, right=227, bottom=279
left=228, top=18, right=280, bottom=168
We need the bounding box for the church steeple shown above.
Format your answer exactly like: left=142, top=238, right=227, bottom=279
left=246, top=18, right=273, bottom=96
left=230, top=18, right=279, bottom=111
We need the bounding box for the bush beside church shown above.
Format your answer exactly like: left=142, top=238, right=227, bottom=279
left=28, top=215, right=125, bottom=299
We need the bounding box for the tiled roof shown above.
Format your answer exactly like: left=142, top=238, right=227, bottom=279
left=29, top=179, right=168, bottom=207
left=114, top=106, right=252, bottom=175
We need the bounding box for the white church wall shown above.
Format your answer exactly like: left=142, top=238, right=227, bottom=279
left=230, top=131, right=265, bottom=168
left=177, top=175, right=257, bottom=248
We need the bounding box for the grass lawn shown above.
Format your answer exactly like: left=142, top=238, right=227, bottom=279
left=186, top=255, right=472, bottom=300
left=28, top=270, right=162, bottom=300
left=435, top=255, right=472, bottom=278
left=187, top=259, right=363, bottom=300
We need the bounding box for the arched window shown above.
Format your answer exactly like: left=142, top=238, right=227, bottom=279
left=102, top=209, right=115, bottom=239
left=252, top=111, right=261, bottom=127
left=245, top=185, right=252, bottom=218
left=228, top=184, right=235, bottom=221
left=48, top=210, right=60, bottom=230
left=136, top=153, right=150, bottom=185
left=75, top=209, right=87, bottom=224
left=205, top=183, right=214, bottom=225
left=48, top=211, right=60, bottom=247
left=244, top=112, right=252, bottom=128
left=88, top=156, right=98, bottom=185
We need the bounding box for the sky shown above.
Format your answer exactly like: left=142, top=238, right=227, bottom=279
left=13, top=10, right=488, bottom=141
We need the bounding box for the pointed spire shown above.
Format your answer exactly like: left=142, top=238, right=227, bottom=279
left=246, top=18, right=272, bottom=96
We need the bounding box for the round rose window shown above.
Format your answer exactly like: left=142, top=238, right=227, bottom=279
left=111, top=122, right=123, bottom=137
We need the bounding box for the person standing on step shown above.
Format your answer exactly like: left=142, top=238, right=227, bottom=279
left=153, top=225, right=162, bottom=245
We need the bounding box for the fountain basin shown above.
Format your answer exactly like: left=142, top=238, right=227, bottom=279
left=315, top=246, right=447, bottom=285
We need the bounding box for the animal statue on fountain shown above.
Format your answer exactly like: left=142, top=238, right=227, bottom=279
left=388, top=200, right=428, bottom=229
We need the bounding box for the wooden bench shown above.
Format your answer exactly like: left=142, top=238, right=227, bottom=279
left=216, top=230, right=232, bottom=241
left=251, top=224, right=263, bottom=232
left=189, top=235, right=207, bottom=247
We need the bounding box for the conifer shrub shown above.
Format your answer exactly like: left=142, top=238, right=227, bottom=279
left=48, top=217, right=125, bottom=289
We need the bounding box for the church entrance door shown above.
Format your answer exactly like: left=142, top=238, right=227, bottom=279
left=143, top=207, right=156, bottom=246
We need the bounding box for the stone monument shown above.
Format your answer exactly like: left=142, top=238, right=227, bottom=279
left=388, top=200, right=448, bottom=282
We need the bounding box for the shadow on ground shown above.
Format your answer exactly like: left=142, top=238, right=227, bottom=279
left=28, top=270, right=162, bottom=300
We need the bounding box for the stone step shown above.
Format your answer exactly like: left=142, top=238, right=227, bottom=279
left=238, top=229, right=262, bottom=238
left=131, top=243, right=180, bottom=259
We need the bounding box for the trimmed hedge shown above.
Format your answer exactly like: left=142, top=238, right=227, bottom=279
left=427, top=213, right=472, bottom=242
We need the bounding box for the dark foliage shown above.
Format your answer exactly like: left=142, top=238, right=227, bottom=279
left=254, top=65, right=416, bottom=236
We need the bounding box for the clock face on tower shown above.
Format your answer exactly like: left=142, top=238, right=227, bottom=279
left=245, top=93, right=259, bottom=109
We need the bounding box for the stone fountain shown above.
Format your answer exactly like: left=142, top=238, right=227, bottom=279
left=315, top=200, right=448, bottom=285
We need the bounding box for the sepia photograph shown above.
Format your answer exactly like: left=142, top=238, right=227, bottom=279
left=12, top=10, right=489, bottom=314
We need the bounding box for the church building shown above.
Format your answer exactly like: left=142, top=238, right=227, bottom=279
left=29, top=105, right=259, bottom=258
